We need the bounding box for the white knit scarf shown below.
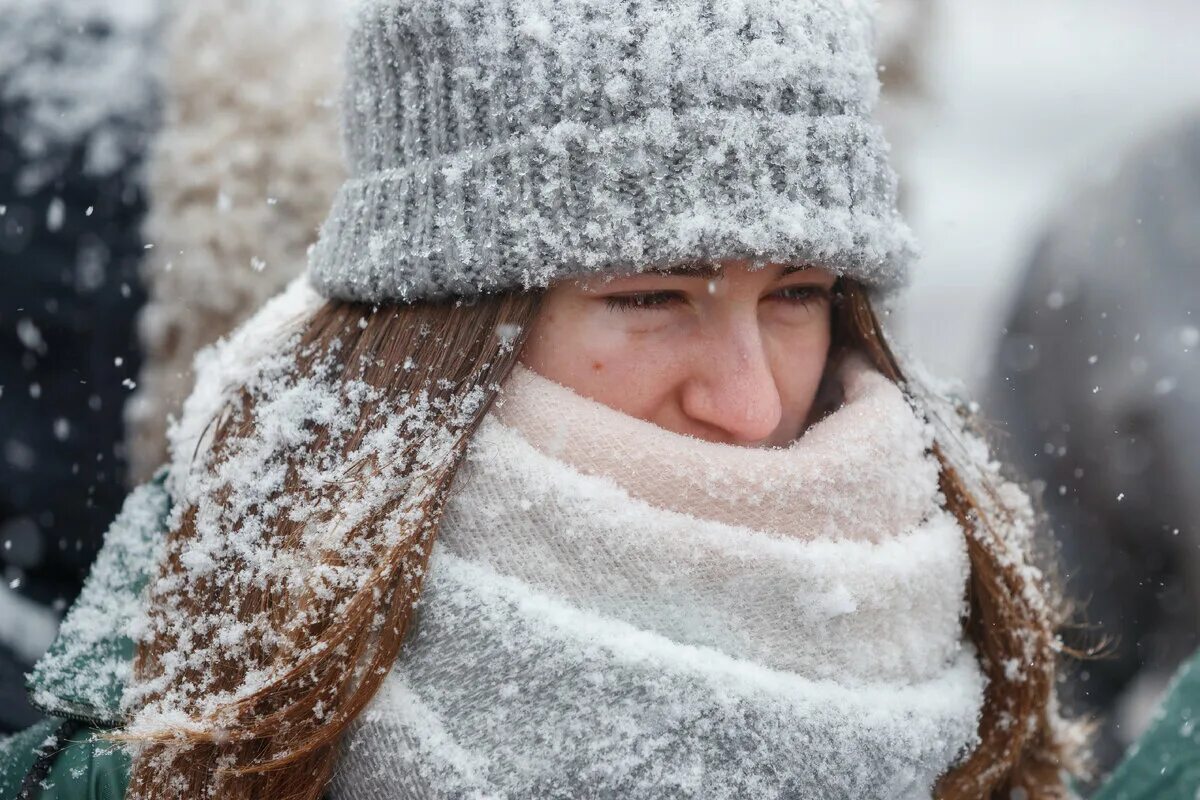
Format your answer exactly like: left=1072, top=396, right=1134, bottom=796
left=332, top=358, right=985, bottom=800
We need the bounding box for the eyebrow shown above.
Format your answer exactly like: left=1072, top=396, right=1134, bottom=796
left=650, top=263, right=819, bottom=279
left=653, top=262, right=724, bottom=278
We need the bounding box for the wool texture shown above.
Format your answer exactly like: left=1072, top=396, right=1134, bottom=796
left=332, top=359, right=984, bottom=799
left=126, top=0, right=346, bottom=482
left=308, top=0, right=917, bottom=304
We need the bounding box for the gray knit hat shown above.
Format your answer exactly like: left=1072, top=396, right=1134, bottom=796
left=308, top=0, right=917, bottom=303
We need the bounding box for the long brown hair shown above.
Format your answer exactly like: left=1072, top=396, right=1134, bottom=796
left=122, top=280, right=1083, bottom=798
left=834, top=282, right=1087, bottom=796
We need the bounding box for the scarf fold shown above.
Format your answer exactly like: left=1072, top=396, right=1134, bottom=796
left=334, top=359, right=985, bottom=800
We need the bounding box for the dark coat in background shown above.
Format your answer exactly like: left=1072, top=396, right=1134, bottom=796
left=0, top=0, right=163, bottom=732
left=987, top=114, right=1200, bottom=772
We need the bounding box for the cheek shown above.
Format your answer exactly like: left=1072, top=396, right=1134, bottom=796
left=573, top=332, right=696, bottom=417
left=522, top=309, right=692, bottom=416
left=767, top=317, right=833, bottom=420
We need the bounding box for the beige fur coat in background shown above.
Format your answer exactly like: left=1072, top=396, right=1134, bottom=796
left=125, top=0, right=346, bottom=482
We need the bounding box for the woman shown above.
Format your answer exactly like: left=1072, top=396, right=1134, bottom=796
left=1, top=0, right=1085, bottom=797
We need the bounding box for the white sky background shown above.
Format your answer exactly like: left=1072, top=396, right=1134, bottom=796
left=892, top=0, right=1200, bottom=389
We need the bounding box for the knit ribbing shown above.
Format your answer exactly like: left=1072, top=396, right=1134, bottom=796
left=309, top=0, right=916, bottom=302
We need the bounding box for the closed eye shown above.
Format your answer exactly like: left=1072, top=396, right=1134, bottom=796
left=602, top=285, right=831, bottom=312
left=769, top=285, right=830, bottom=306
left=604, top=291, right=686, bottom=311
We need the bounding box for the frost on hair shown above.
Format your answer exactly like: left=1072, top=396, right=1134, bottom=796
left=122, top=299, right=487, bottom=741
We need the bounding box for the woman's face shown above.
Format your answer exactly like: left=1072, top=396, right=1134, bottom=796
left=520, top=260, right=837, bottom=447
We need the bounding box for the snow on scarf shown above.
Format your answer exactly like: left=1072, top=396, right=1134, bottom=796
left=332, top=359, right=986, bottom=800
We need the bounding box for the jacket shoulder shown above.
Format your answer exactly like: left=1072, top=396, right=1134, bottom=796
left=26, top=472, right=172, bottom=726
left=0, top=720, right=60, bottom=799
left=1095, top=650, right=1200, bottom=800
left=0, top=721, right=129, bottom=800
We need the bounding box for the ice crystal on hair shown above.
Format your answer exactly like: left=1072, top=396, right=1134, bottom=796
left=124, top=280, right=482, bottom=737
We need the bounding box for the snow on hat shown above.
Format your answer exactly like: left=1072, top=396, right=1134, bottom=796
left=308, top=0, right=917, bottom=303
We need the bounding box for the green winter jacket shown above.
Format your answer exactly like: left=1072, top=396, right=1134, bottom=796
left=1092, top=650, right=1200, bottom=800
left=0, top=473, right=169, bottom=800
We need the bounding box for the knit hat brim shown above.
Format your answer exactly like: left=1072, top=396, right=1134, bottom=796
left=308, top=106, right=917, bottom=303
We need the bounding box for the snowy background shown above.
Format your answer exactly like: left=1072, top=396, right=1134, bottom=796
left=4, top=0, right=1200, bottom=757
left=895, top=0, right=1200, bottom=387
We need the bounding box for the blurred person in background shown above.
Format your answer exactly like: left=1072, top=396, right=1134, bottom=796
left=987, top=113, right=1200, bottom=776
left=0, top=0, right=345, bottom=737
left=0, top=0, right=164, bottom=734
left=874, top=0, right=933, bottom=208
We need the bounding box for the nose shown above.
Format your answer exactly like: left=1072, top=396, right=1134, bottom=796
left=679, top=317, right=783, bottom=445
